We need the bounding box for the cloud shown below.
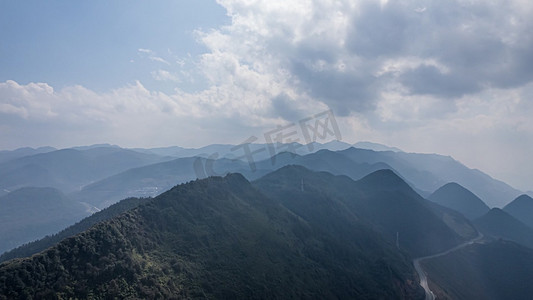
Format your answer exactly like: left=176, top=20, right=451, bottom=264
left=2, top=0, right=533, bottom=190
left=151, top=70, right=180, bottom=82
left=149, top=56, right=170, bottom=65
left=399, top=64, right=481, bottom=97
left=0, top=78, right=299, bottom=149
left=137, top=48, right=170, bottom=65
left=200, top=0, right=533, bottom=114
left=192, top=1, right=533, bottom=191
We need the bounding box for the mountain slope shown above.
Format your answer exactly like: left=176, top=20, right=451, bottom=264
left=254, top=166, right=469, bottom=257
left=422, top=240, right=533, bottom=300
left=0, top=174, right=423, bottom=299
left=474, top=208, right=533, bottom=249
left=352, top=170, right=470, bottom=256
left=504, top=194, right=533, bottom=229
left=428, top=182, right=490, bottom=220
left=0, top=187, right=92, bottom=254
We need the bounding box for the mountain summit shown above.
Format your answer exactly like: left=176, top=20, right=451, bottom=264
left=428, top=182, right=490, bottom=220
left=504, top=194, right=533, bottom=229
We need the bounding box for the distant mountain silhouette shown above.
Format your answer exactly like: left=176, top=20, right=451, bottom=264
left=504, top=194, right=533, bottom=230
left=0, top=187, right=93, bottom=254
left=428, top=182, right=490, bottom=220
left=339, top=147, right=521, bottom=207
left=474, top=208, right=533, bottom=249
left=0, top=147, right=171, bottom=193
left=72, top=157, right=254, bottom=209
left=70, top=143, right=121, bottom=151
left=255, top=149, right=394, bottom=181
left=0, top=173, right=423, bottom=299
left=74, top=150, right=393, bottom=209
left=134, top=141, right=351, bottom=161
left=0, top=144, right=521, bottom=210
left=353, top=141, right=402, bottom=152
left=0, top=146, right=56, bottom=164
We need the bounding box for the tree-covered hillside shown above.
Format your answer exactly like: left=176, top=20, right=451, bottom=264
left=0, top=174, right=423, bottom=299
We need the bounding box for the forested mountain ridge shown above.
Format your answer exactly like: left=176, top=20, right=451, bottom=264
left=254, top=166, right=472, bottom=257
left=0, top=173, right=423, bottom=299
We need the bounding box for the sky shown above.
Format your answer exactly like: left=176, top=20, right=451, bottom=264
left=1, top=0, right=532, bottom=191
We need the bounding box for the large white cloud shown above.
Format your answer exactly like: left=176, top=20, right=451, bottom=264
left=197, top=0, right=533, bottom=190
left=206, top=0, right=533, bottom=111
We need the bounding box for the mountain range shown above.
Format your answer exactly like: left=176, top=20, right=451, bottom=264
left=0, top=142, right=522, bottom=207
left=68, top=145, right=522, bottom=211
left=338, top=147, right=521, bottom=207
left=254, top=166, right=476, bottom=257
left=0, top=141, right=525, bottom=256
left=0, top=147, right=171, bottom=195
left=0, top=170, right=425, bottom=299
left=0, top=155, right=531, bottom=298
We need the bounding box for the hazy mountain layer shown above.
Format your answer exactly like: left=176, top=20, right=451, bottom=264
left=428, top=182, right=490, bottom=220
left=339, top=147, right=521, bottom=207
left=0, top=147, right=56, bottom=164
left=0, top=187, right=92, bottom=254
left=504, top=194, right=533, bottom=229
left=475, top=208, right=533, bottom=249
left=0, top=197, right=150, bottom=263
left=0, top=147, right=171, bottom=193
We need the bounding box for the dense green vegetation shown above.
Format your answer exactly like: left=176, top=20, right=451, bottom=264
left=0, top=173, right=424, bottom=299
left=422, top=240, right=533, bottom=300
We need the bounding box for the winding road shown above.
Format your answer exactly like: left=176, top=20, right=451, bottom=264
left=413, top=232, right=484, bottom=300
